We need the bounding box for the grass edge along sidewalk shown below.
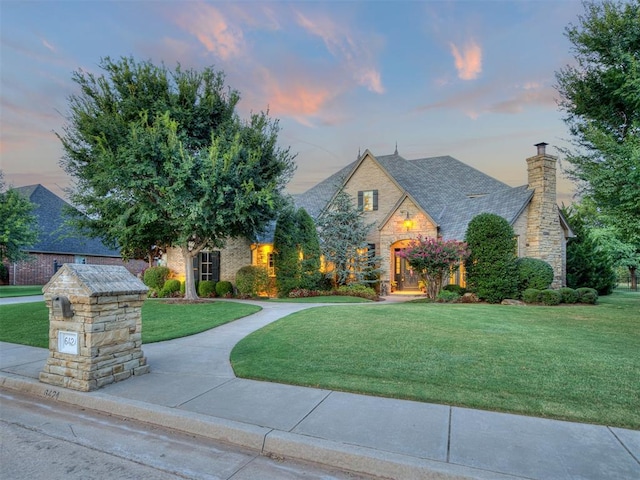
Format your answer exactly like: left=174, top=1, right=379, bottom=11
left=0, top=300, right=261, bottom=345
left=231, top=290, right=639, bottom=430
left=0, top=285, right=44, bottom=298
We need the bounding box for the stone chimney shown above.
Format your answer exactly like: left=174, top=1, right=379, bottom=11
left=526, top=142, right=564, bottom=287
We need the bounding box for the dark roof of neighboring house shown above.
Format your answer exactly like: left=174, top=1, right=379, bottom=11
left=293, top=151, right=534, bottom=240
left=15, top=184, right=121, bottom=257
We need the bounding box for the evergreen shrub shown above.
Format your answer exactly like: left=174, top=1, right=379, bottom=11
left=465, top=213, right=518, bottom=303
left=558, top=287, right=578, bottom=304
left=522, top=288, right=542, bottom=304
left=198, top=280, right=216, bottom=298
left=442, top=284, right=466, bottom=295
left=576, top=287, right=598, bottom=304
left=436, top=290, right=460, bottom=303
left=539, top=289, right=562, bottom=306
left=159, top=279, right=181, bottom=298
left=143, top=266, right=170, bottom=290
left=516, top=257, right=554, bottom=293
left=215, top=281, right=234, bottom=297
left=335, top=284, right=377, bottom=300
left=236, top=266, right=270, bottom=297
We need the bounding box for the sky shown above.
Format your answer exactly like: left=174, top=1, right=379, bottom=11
left=1, top=0, right=586, bottom=205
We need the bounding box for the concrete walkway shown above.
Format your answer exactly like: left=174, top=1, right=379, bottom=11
left=0, top=297, right=638, bottom=479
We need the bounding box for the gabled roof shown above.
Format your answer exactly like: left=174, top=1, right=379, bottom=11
left=15, top=184, right=121, bottom=257
left=294, top=150, right=535, bottom=240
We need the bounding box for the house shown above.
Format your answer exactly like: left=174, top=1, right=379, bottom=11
left=163, top=142, right=572, bottom=292
left=4, top=185, right=147, bottom=285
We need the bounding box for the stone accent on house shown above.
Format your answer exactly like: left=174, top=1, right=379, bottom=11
left=525, top=144, right=565, bottom=288
left=40, top=264, right=149, bottom=392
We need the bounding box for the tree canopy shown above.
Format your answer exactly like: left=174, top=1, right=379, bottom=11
left=555, top=0, right=640, bottom=246
left=0, top=171, right=39, bottom=264
left=58, top=57, right=295, bottom=298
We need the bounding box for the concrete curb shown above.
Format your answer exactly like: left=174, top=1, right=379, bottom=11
left=0, top=372, right=521, bottom=480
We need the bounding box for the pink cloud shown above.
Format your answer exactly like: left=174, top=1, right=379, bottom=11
left=257, top=68, right=332, bottom=123
left=175, top=3, right=244, bottom=59
left=295, top=11, right=385, bottom=94
left=449, top=40, right=482, bottom=80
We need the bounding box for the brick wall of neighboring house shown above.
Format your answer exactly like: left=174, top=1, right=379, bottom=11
left=4, top=253, right=147, bottom=286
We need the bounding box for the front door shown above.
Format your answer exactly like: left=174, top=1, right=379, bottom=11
left=394, top=249, right=420, bottom=291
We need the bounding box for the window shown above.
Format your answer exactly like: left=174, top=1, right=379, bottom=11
left=195, top=251, right=220, bottom=282
left=358, top=190, right=378, bottom=211
left=74, top=256, right=86, bottom=264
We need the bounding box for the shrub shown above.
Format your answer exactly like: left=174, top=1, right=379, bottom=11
left=558, top=287, right=578, bottom=304
left=215, top=280, right=234, bottom=298
left=522, top=288, right=542, bottom=304
left=442, top=284, right=466, bottom=295
left=335, top=284, right=377, bottom=301
left=236, top=266, right=270, bottom=297
left=143, top=266, right=170, bottom=290
left=159, top=279, right=181, bottom=298
left=539, top=289, right=561, bottom=306
left=198, top=280, right=216, bottom=298
left=464, top=213, right=518, bottom=303
left=576, top=287, right=598, bottom=304
left=516, top=257, right=554, bottom=293
left=436, top=290, right=460, bottom=303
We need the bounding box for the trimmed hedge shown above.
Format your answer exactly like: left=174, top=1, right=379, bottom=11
left=436, top=290, right=460, bottom=303
left=442, top=284, right=466, bottom=295
left=558, top=287, right=578, bottom=304
left=522, top=288, right=542, bottom=304
left=576, top=287, right=598, bottom=304
left=198, top=280, right=216, bottom=298
left=539, top=289, right=562, bottom=306
left=159, top=279, right=181, bottom=298
left=516, top=257, right=554, bottom=293
left=236, top=266, right=269, bottom=297
left=335, top=284, right=378, bottom=301
left=215, top=281, right=234, bottom=297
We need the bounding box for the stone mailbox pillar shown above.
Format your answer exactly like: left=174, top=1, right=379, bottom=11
left=40, top=264, right=150, bottom=392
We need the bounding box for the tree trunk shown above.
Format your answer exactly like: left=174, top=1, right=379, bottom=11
left=630, top=266, right=638, bottom=291
left=182, top=245, right=199, bottom=300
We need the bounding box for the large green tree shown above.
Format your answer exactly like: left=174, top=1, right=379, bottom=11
left=555, top=0, right=640, bottom=245
left=0, top=171, right=39, bottom=264
left=561, top=204, right=618, bottom=295
left=58, top=57, right=295, bottom=299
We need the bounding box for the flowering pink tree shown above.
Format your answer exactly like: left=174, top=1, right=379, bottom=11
left=397, top=236, right=470, bottom=299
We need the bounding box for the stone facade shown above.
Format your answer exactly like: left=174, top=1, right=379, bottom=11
left=525, top=144, right=566, bottom=288
left=40, top=264, right=149, bottom=392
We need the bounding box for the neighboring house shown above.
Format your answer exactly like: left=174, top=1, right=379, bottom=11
left=4, top=185, right=146, bottom=285
left=164, top=142, right=572, bottom=292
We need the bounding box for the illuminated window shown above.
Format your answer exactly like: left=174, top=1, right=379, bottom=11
left=358, top=190, right=378, bottom=211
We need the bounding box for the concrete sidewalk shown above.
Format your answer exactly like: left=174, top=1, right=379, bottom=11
left=1, top=299, right=638, bottom=479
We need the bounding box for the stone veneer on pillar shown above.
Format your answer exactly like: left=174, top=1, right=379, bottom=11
left=40, top=264, right=150, bottom=392
left=526, top=143, right=565, bottom=288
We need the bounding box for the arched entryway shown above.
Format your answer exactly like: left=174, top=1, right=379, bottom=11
left=391, top=240, right=421, bottom=292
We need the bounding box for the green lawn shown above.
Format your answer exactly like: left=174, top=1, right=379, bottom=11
left=231, top=291, right=640, bottom=429
left=0, top=300, right=261, bottom=347
left=0, top=286, right=44, bottom=298
left=269, top=295, right=372, bottom=303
